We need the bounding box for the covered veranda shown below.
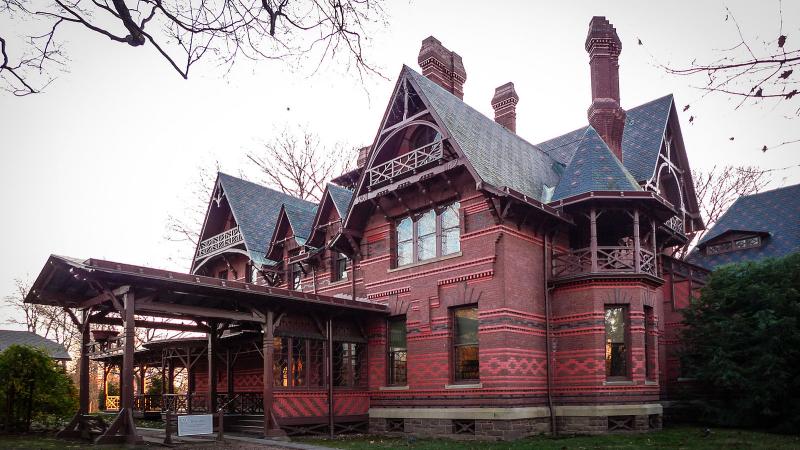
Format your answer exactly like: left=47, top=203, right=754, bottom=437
left=25, top=255, right=387, bottom=444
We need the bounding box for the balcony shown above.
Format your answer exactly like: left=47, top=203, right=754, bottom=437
left=367, top=141, right=443, bottom=187
left=552, top=246, right=657, bottom=279
left=663, top=214, right=685, bottom=236
left=197, top=226, right=244, bottom=258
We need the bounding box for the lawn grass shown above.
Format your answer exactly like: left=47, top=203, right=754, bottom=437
left=298, top=426, right=800, bottom=449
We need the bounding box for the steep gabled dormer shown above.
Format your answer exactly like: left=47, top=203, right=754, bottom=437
left=191, top=172, right=314, bottom=283
left=265, top=201, right=318, bottom=289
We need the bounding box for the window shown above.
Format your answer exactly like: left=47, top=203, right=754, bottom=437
left=333, top=342, right=364, bottom=387
left=217, top=270, right=228, bottom=280
left=396, top=217, right=413, bottom=266
left=395, top=202, right=461, bottom=267
left=707, top=235, right=761, bottom=255
left=605, top=306, right=629, bottom=379
left=453, top=305, right=479, bottom=382
left=332, top=253, right=348, bottom=282
left=290, top=263, right=302, bottom=290
left=644, top=306, right=655, bottom=381
left=388, top=317, right=407, bottom=385
left=273, top=337, right=324, bottom=388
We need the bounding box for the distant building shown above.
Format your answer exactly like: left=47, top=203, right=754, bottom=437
left=0, top=329, right=71, bottom=362
left=688, top=183, right=800, bottom=269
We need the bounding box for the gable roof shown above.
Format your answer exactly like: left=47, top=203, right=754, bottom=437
left=0, top=330, right=71, bottom=360
left=217, top=173, right=315, bottom=264
left=283, top=202, right=318, bottom=246
left=327, top=183, right=354, bottom=217
left=405, top=66, right=561, bottom=202
left=687, top=183, right=800, bottom=269
left=551, top=126, right=642, bottom=201
left=537, top=94, right=674, bottom=183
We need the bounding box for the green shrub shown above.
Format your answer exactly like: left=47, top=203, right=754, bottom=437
left=680, top=253, right=800, bottom=432
left=0, top=344, right=78, bottom=432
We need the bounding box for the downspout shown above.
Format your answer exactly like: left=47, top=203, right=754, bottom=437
left=543, top=230, right=557, bottom=435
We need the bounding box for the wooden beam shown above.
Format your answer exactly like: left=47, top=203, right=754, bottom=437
left=135, top=300, right=259, bottom=322
left=207, top=321, right=218, bottom=413
left=91, top=316, right=209, bottom=333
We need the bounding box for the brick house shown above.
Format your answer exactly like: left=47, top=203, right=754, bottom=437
left=27, top=16, right=710, bottom=442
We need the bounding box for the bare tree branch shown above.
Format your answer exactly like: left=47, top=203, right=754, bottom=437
left=2, top=0, right=386, bottom=94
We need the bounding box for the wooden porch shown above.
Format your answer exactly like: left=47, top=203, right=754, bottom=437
left=25, top=255, right=387, bottom=444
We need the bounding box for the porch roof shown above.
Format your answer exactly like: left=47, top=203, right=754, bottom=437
left=26, top=255, right=388, bottom=318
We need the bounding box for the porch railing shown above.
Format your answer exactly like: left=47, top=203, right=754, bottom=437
left=155, top=393, right=264, bottom=414
left=367, top=141, right=443, bottom=187
left=552, top=246, right=657, bottom=279
left=196, top=226, right=243, bottom=258
left=105, top=395, right=120, bottom=410
left=133, top=394, right=162, bottom=412
left=663, top=215, right=685, bottom=235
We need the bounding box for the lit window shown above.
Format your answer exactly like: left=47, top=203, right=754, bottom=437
left=273, top=337, right=324, bottom=388
left=388, top=317, right=407, bottom=385
left=453, top=305, right=479, bottom=382
left=605, top=306, right=629, bottom=379
left=395, top=202, right=461, bottom=267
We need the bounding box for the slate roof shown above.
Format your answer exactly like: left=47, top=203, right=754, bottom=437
left=537, top=94, right=674, bottom=183
left=0, top=330, right=71, bottom=360
left=405, top=67, right=562, bottom=202
left=687, top=184, right=800, bottom=269
left=283, top=202, right=318, bottom=245
left=551, top=127, right=642, bottom=201
left=327, top=183, right=354, bottom=217
left=217, top=173, right=316, bottom=263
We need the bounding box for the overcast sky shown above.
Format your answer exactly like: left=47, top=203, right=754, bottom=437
left=1, top=0, right=798, bottom=328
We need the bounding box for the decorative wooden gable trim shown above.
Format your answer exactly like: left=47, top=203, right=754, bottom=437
left=191, top=175, right=248, bottom=274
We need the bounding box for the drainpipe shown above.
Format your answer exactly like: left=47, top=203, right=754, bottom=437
left=543, top=230, right=557, bottom=435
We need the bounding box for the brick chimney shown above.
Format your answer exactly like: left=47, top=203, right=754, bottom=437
left=418, top=36, right=467, bottom=99
left=491, top=82, right=519, bottom=133
left=585, top=16, right=626, bottom=161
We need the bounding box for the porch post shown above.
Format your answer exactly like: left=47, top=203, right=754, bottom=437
left=652, top=218, right=658, bottom=274
left=168, top=360, right=175, bottom=394
left=103, top=364, right=109, bottom=410
left=207, top=321, right=218, bottom=413
left=633, top=209, right=641, bottom=272
left=327, top=316, right=334, bottom=438
left=79, top=309, right=91, bottom=416
left=121, top=288, right=139, bottom=444
left=262, top=310, right=284, bottom=437
left=226, top=349, right=234, bottom=400
left=590, top=207, right=598, bottom=272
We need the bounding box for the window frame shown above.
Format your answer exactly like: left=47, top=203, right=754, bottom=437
left=644, top=305, right=655, bottom=381
left=604, top=305, right=631, bottom=381
left=273, top=336, right=325, bottom=389
left=394, top=201, right=461, bottom=268
left=387, top=316, right=408, bottom=386
left=333, top=341, right=365, bottom=388
left=331, top=252, right=349, bottom=282
left=451, top=304, right=479, bottom=383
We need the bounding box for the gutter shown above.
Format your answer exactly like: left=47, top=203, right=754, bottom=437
left=542, top=230, right=557, bottom=435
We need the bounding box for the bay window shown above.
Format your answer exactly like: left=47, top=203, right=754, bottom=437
left=394, top=201, right=461, bottom=267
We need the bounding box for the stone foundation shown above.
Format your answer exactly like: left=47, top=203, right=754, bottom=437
left=369, top=405, right=662, bottom=440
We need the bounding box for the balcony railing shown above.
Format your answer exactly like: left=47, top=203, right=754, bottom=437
left=367, top=141, right=443, bottom=187
left=552, top=246, right=657, bottom=279
left=663, top=215, right=685, bottom=235
left=197, top=226, right=244, bottom=258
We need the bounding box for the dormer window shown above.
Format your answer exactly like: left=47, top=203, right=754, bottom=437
left=706, top=235, right=762, bottom=256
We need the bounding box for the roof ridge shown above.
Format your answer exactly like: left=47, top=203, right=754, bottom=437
left=218, top=172, right=315, bottom=207
left=402, top=66, right=555, bottom=162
